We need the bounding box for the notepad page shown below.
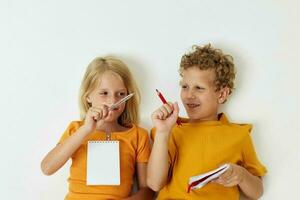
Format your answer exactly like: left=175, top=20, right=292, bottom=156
left=87, top=141, right=120, bottom=185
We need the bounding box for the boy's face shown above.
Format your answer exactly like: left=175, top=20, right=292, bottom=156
left=180, top=67, right=229, bottom=122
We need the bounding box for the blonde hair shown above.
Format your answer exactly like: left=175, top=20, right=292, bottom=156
left=79, top=56, right=140, bottom=126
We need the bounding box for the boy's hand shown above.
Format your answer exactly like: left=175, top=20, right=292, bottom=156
left=212, top=163, right=245, bottom=187
left=151, top=102, right=179, bottom=133
left=82, top=104, right=109, bottom=133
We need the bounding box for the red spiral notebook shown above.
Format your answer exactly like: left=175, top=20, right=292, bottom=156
left=187, top=164, right=230, bottom=193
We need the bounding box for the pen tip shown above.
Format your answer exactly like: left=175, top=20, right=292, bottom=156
left=156, top=89, right=159, bottom=93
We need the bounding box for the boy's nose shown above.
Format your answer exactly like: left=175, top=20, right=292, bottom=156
left=186, top=90, right=196, bottom=99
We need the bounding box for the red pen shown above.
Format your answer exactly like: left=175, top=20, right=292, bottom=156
left=156, top=89, right=181, bottom=126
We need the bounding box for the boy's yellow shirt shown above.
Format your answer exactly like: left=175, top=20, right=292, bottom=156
left=151, top=113, right=267, bottom=200
left=59, top=121, right=151, bottom=200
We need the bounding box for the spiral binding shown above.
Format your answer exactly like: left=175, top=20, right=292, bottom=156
left=88, top=141, right=118, bottom=143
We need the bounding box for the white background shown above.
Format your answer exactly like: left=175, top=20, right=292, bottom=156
left=0, top=0, right=299, bottom=199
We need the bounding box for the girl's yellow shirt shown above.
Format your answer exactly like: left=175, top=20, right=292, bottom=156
left=59, top=121, right=151, bottom=200
left=151, top=113, right=267, bottom=200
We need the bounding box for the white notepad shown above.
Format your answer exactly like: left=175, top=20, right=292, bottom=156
left=188, top=164, right=230, bottom=192
left=87, top=141, right=120, bottom=185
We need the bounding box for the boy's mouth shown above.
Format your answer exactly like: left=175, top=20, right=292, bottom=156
left=186, top=103, right=200, bottom=108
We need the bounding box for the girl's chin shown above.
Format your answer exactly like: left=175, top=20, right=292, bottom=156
left=105, top=113, right=122, bottom=122
left=104, top=117, right=119, bottom=122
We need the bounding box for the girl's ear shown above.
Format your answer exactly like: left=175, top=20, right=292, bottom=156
left=86, top=96, right=92, bottom=103
left=218, top=87, right=230, bottom=104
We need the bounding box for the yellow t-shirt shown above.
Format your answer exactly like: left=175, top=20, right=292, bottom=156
left=59, top=121, right=151, bottom=200
left=151, top=113, right=267, bottom=200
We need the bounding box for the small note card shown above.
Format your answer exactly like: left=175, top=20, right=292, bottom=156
left=87, top=141, right=120, bottom=185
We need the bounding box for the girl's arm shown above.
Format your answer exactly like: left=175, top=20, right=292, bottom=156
left=147, top=102, right=179, bottom=191
left=41, top=105, right=109, bottom=175
left=124, top=163, right=154, bottom=200
left=213, top=164, right=263, bottom=199
left=41, top=126, right=91, bottom=175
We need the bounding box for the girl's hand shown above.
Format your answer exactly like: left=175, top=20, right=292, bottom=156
left=151, top=102, right=179, bottom=133
left=212, top=163, right=245, bottom=187
left=82, top=104, right=109, bottom=133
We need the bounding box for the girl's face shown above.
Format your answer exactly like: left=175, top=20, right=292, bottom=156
left=180, top=67, right=228, bottom=122
left=87, top=70, right=127, bottom=123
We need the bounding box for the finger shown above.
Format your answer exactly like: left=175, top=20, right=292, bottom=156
left=92, top=107, right=105, bottom=119
left=152, top=109, right=164, bottom=120
left=172, top=102, right=179, bottom=115
left=163, top=102, right=173, bottom=113
left=92, top=105, right=106, bottom=113
left=170, top=102, right=179, bottom=119
left=157, top=109, right=165, bottom=120
left=221, top=173, right=241, bottom=187
left=90, top=107, right=100, bottom=114
left=219, top=165, right=233, bottom=180
left=159, top=106, right=170, bottom=119
left=211, top=177, right=224, bottom=185
left=211, top=178, right=218, bottom=183
left=90, top=107, right=101, bottom=117
left=92, top=105, right=109, bottom=120
left=222, top=178, right=239, bottom=187
left=101, top=105, right=109, bottom=118
left=228, top=175, right=242, bottom=185
left=90, top=110, right=100, bottom=121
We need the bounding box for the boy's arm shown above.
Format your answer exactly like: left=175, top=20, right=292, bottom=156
left=147, top=102, right=179, bottom=191
left=238, top=167, right=263, bottom=199
left=213, top=163, right=263, bottom=199
left=124, top=163, right=154, bottom=200
left=147, top=131, right=170, bottom=191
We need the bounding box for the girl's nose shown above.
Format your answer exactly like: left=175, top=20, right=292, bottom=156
left=109, top=95, right=119, bottom=105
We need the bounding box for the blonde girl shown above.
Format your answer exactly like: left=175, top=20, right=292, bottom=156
left=41, top=57, right=153, bottom=200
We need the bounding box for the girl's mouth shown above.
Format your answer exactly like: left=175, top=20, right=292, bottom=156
left=111, top=107, right=119, bottom=111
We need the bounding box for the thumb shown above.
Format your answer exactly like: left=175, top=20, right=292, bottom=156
left=172, top=102, right=179, bottom=117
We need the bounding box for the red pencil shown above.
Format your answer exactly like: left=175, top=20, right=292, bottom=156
left=155, top=89, right=181, bottom=126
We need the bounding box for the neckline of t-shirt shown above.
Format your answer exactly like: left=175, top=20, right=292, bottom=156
left=179, top=120, right=223, bottom=127
left=93, top=124, right=136, bottom=135
left=177, top=113, right=228, bottom=126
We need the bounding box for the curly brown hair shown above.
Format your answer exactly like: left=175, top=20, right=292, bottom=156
left=179, top=44, right=236, bottom=94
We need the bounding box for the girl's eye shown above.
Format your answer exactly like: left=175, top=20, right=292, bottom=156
left=181, top=85, right=188, bottom=89
left=99, top=91, right=108, bottom=95
left=118, top=92, right=126, bottom=96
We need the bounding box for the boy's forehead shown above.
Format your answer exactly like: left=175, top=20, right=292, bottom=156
left=181, top=67, right=216, bottom=83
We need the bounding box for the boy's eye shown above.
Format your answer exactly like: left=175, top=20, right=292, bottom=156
left=196, top=86, right=205, bottom=90
left=181, top=85, right=188, bottom=89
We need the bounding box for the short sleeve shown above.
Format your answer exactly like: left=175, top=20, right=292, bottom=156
left=58, top=121, right=82, bottom=144
left=136, top=128, right=151, bottom=163
left=241, top=132, right=267, bottom=177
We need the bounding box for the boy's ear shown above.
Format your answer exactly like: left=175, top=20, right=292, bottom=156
left=218, top=87, right=230, bottom=104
